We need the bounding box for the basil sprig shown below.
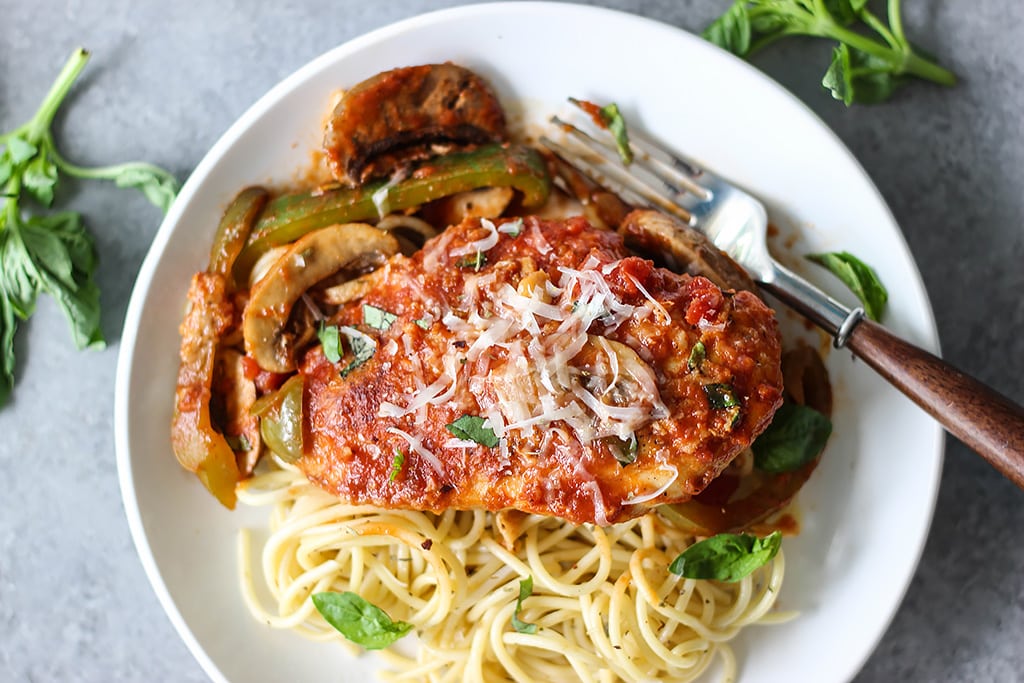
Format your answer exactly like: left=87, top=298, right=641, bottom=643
left=311, top=592, right=413, bottom=649
left=317, top=323, right=342, bottom=363
left=669, top=531, right=782, bottom=582
left=753, top=401, right=832, bottom=473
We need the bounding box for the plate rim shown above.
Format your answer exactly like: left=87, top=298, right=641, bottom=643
left=114, top=3, right=945, bottom=682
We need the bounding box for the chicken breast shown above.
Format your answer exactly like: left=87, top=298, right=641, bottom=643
left=299, top=215, right=783, bottom=525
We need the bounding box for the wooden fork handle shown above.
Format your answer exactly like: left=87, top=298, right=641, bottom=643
left=846, top=319, right=1024, bottom=486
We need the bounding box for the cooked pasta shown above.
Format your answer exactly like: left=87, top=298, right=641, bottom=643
left=238, top=458, right=793, bottom=683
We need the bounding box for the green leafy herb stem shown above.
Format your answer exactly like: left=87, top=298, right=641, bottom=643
left=703, top=0, right=956, bottom=105
left=0, top=48, right=179, bottom=405
left=511, top=576, right=538, bottom=634
left=669, top=531, right=782, bottom=582
left=806, top=250, right=888, bottom=320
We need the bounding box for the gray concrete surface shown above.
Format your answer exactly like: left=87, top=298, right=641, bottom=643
left=1, top=1, right=1021, bottom=681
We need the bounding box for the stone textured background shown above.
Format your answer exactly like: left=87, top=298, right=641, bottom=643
left=1, top=1, right=1021, bottom=681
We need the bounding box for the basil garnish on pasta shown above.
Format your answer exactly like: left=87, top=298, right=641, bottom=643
left=311, top=592, right=413, bottom=649
left=511, top=576, right=538, bottom=634
left=669, top=531, right=782, bottom=582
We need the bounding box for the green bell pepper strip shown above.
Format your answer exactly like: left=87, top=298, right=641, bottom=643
left=251, top=374, right=304, bottom=463
left=171, top=187, right=267, bottom=508
left=208, top=186, right=268, bottom=278
left=232, top=143, right=550, bottom=285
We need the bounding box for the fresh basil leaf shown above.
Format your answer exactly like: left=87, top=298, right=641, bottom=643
left=23, top=154, right=58, bottom=206
left=445, top=414, right=499, bottom=447
left=753, top=401, right=832, bottom=473
left=340, top=330, right=375, bottom=377
left=823, top=0, right=867, bottom=26
left=609, top=434, right=638, bottom=466
left=0, top=295, right=18, bottom=405
left=702, top=0, right=752, bottom=56
left=822, top=44, right=897, bottom=106
left=4, top=136, right=37, bottom=166
left=806, top=250, right=888, bottom=320
left=456, top=251, right=487, bottom=271
left=669, top=531, right=782, bottom=582
left=414, top=317, right=431, bottom=330
left=112, top=165, right=179, bottom=212
left=511, top=576, right=538, bottom=634
left=599, top=102, right=633, bottom=165
left=317, top=323, right=342, bottom=363
left=703, top=383, right=738, bottom=409
left=363, top=304, right=397, bottom=331
left=389, top=449, right=405, bottom=482
left=688, top=341, right=706, bottom=372
left=311, top=592, right=413, bottom=650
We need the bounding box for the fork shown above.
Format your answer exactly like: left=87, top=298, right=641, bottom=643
left=542, top=107, right=1024, bottom=486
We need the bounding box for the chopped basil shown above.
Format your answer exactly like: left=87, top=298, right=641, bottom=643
left=599, top=102, right=633, bottom=165
left=688, top=341, right=706, bottom=372
left=703, top=383, right=739, bottom=409
left=499, top=217, right=524, bottom=237
left=414, top=317, right=431, bottom=330
left=669, top=531, right=782, bottom=582
left=753, top=401, right=832, bottom=473
left=456, top=251, right=487, bottom=271
left=806, top=251, right=888, bottom=321
left=511, top=576, right=538, bottom=634
left=340, top=330, right=375, bottom=377
left=445, top=414, right=499, bottom=447
left=363, top=304, right=397, bottom=331
left=311, top=592, right=413, bottom=650
left=317, top=323, right=342, bottom=363
left=389, top=449, right=405, bottom=483
left=609, top=434, right=638, bottom=466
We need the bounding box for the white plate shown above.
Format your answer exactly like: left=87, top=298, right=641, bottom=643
left=115, top=3, right=943, bottom=682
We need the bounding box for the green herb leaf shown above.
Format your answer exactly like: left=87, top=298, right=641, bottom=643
left=5, top=137, right=37, bottom=165
left=511, top=576, right=538, bottom=634
left=389, top=449, right=405, bottom=482
left=456, top=251, right=487, bottom=271
left=669, top=531, right=782, bottom=582
left=111, top=164, right=180, bottom=212
left=806, top=250, right=888, bottom=320
left=702, top=0, right=752, bottom=56
left=703, top=383, right=738, bottom=409
left=753, top=401, right=832, bottom=473
left=823, top=0, right=867, bottom=26
left=414, top=317, right=431, bottom=330
left=445, top=414, right=499, bottom=447
left=317, top=323, right=342, bottom=363
left=23, top=154, right=59, bottom=206
left=822, top=44, right=898, bottom=106
left=609, top=434, right=638, bottom=466
left=340, top=330, right=375, bottom=377
left=311, top=592, right=413, bottom=650
left=598, top=102, right=633, bottom=165
left=688, top=341, right=706, bottom=372
left=363, top=304, right=397, bottom=331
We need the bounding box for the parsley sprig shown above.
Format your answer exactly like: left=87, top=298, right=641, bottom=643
left=704, top=0, right=956, bottom=105
left=0, top=48, right=178, bottom=404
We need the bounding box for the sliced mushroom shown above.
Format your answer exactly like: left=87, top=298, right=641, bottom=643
left=243, top=223, right=399, bottom=373
left=420, top=186, right=514, bottom=227
left=619, top=209, right=757, bottom=293
left=324, top=63, right=507, bottom=185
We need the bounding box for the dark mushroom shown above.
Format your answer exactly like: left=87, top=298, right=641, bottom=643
left=324, top=63, right=507, bottom=185
left=619, top=209, right=757, bottom=293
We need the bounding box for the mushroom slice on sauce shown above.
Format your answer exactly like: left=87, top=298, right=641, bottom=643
left=324, top=63, right=508, bottom=185
left=243, top=223, right=399, bottom=373
left=214, top=348, right=263, bottom=476
left=618, top=209, right=757, bottom=293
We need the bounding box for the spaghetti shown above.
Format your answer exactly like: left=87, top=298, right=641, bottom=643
left=238, top=457, right=792, bottom=683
